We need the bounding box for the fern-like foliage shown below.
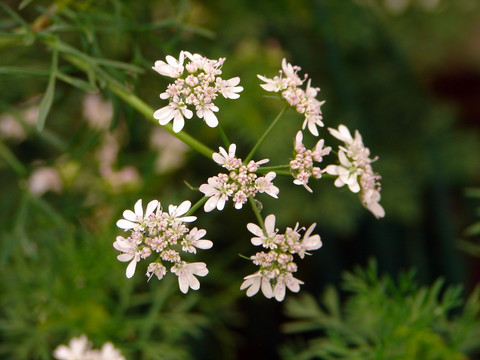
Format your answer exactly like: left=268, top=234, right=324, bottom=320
left=281, top=260, right=480, bottom=360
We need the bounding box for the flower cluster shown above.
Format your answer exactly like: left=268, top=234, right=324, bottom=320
left=325, top=124, right=385, bottom=218
left=53, top=335, right=125, bottom=360
left=240, top=214, right=322, bottom=301
left=153, top=51, right=243, bottom=133
left=257, top=59, right=325, bottom=136
left=290, top=131, right=332, bottom=193
left=114, top=199, right=212, bottom=293
left=199, top=144, right=279, bottom=212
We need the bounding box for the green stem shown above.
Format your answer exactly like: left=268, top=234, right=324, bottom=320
left=244, top=105, right=288, bottom=163
left=186, top=196, right=208, bottom=216
left=60, top=52, right=215, bottom=159
left=256, top=164, right=290, bottom=172
left=248, top=196, right=265, bottom=232
left=216, top=124, right=230, bottom=148
left=105, top=79, right=215, bottom=159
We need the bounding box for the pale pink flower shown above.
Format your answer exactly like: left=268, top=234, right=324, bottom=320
left=153, top=103, right=193, bottom=133
left=116, top=199, right=159, bottom=230
left=297, top=223, right=322, bottom=259
left=255, top=171, right=279, bottom=198
left=247, top=214, right=278, bottom=246
left=113, top=236, right=142, bottom=278
left=199, top=175, right=232, bottom=212
left=28, top=167, right=62, bottom=196
left=53, top=335, right=91, bottom=360
left=152, top=52, right=186, bottom=78
left=273, top=273, right=304, bottom=301
left=216, top=76, right=244, bottom=99
left=240, top=272, right=273, bottom=298
left=171, top=261, right=209, bottom=293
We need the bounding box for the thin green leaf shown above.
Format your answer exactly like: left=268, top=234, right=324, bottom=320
left=94, top=58, right=144, bottom=73
left=0, top=3, right=31, bottom=30
left=56, top=71, right=98, bottom=92
left=0, top=66, right=49, bottom=76
left=465, top=222, right=480, bottom=236
left=18, top=0, right=35, bottom=10
left=37, top=49, right=57, bottom=132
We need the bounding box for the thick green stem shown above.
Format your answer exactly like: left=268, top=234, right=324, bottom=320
left=102, top=79, right=215, bottom=159
left=186, top=196, right=208, bottom=216
left=61, top=53, right=215, bottom=159
left=244, top=105, right=288, bottom=163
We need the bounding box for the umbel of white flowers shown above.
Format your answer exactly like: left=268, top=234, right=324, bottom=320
left=114, top=199, right=212, bottom=293
left=241, top=214, right=322, bottom=302
left=325, top=125, right=385, bottom=219
left=200, top=144, right=279, bottom=212
left=152, top=51, right=243, bottom=132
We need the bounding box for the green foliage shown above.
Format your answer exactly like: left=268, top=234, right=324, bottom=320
left=1, top=0, right=480, bottom=358
left=458, top=188, right=480, bottom=257
left=282, top=260, right=480, bottom=360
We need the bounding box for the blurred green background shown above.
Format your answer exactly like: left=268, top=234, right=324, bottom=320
left=1, top=0, right=480, bottom=359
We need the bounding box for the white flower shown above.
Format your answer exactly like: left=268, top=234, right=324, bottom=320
left=53, top=335, right=91, bottom=360
left=362, top=189, right=385, bottom=219
left=152, top=52, right=185, bottom=78
left=182, top=227, right=213, bottom=253
left=247, top=214, right=278, bottom=246
left=272, top=273, right=304, bottom=302
left=328, top=124, right=353, bottom=144
left=216, top=76, right=244, bottom=99
left=212, top=143, right=241, bottom=169
left=199, top=176, right=232, bottom=212
left=171, top=261, right=209, bottom=294
left=146, top=262, right=167, bottom=281
left=255, top=171, right=279, bottom=198
left=240, top=272, right=273, bottom=298
left=153, top=103, right=193, bottom=133
left=95, top=342, right=125, bottom=360
left=113, top=236, right=141, bottom=278
left=196, top=102, right=219, bottom=128
left=168, top=200, right=196, bottom=223
left=257, top=74, right=285, bottom=92
left=116, top=199, right=159, bottom=230
left=325, top=151, right=360, bottom=193
left=298, top=223, right=322, bottom=259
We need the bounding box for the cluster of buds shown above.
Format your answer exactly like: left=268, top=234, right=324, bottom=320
left=153, top=51, right=243, bottom=132
left=114, top=199, right=212, bottom=293
left=325, top=125, right=385, bottom=218
left=241, top=214, right=322, bottom=301
left=290, top=131, right=332, bottom=192
left=257, top=59, right=325, bottom=136
left=199, top=144, right=279, bottom=212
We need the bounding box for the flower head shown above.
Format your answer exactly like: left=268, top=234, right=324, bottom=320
left=114, top=199, right=212, bottom=292
left=326, top=124, right=384, bottom=218
left=241, top=215, right=321, bottom=301
left=153, top=51, right=243, bottom=132
left=289, top=131, right=331, bottom=192
left=200, top=144, right=279, bottom=212
left=258, top=59, right=325, bottom=136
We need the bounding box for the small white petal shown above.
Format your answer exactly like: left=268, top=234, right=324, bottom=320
left=126, top=259, right=137, bottom=278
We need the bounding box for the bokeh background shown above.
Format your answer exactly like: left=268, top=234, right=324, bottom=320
left=1, top=0, right=480, bottom=359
